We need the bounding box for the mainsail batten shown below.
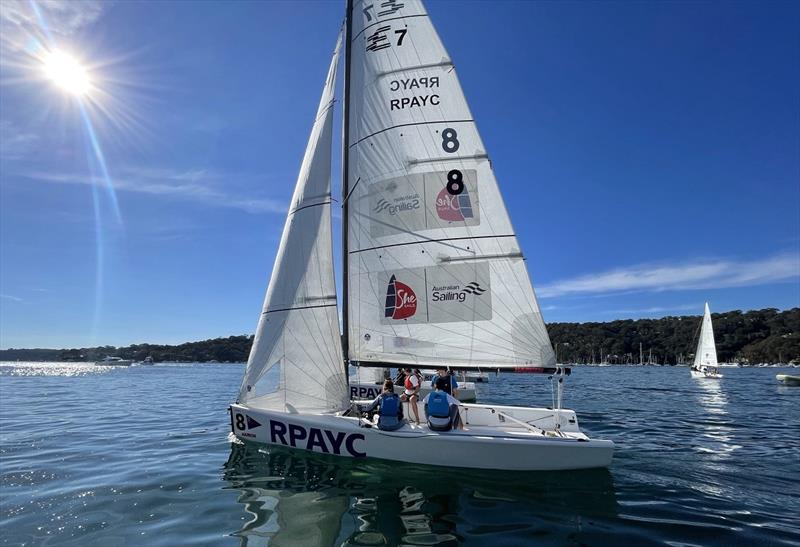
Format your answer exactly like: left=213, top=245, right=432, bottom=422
left=344, top=0, right=555, bottom=368
left=238, top=34, right=348, bottom=412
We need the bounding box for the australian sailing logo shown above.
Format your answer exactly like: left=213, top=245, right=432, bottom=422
left=384, top=275, right=417, bottom=320
left=431, top=281, right=487, bottom=302
left=436, top=186, right=474, bottom=222
left=374, top=194, right=420, bottom=216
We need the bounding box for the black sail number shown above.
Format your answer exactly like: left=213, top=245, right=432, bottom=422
left=441, top=128, right=460, bottom=153
left=235, top=413, right=246, bottom=430
left=366, top=25, right=408, bottom=53
left=446, top=170, right=464, bottom=195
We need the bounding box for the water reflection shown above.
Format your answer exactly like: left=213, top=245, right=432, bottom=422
left=223, top=439, right=349, bottom=546
left=695, top=376, right=729, bottom=417
left=693, top=379, right=739, bottom=456
left=223, top=440, right=618, bottom=546
left=690, top=378, right=741, bottom=499
left=0, top=361, right=111, bottom=377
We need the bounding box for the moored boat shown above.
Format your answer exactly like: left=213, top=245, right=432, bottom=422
left=94, top=356, right=132, bottom=366
left=463, top=371, right=490, bottom=383
left=776, top=374, right=800, bottom=386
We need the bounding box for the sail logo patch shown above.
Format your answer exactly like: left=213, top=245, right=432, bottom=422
left=385, top=275, right=417, bottom=320
left=374, top=196, right=420, bottom=216
left=379, top=264, right=492, bottom=324
left=431, top=281, right=487, bottom=303
left=374, top=198, right=391, bottom=214
left=368, top=171, right=479, bottom=238
left=464, top=282, right=487, bottom=295
left=435, top=186, right=474, bottom=221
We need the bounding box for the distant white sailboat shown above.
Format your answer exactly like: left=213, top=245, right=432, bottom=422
left=690, top=303, right=722, bottom=379
left=230, top=0, right=613, bottom=471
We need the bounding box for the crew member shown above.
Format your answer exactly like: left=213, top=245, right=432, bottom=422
left=360, top=379, right=405, bottom=431
left=423, top=377, right=464, bottom=431
left=399, top=368, right=422, bottom=424
left=431, top=367, right=459, bottom=398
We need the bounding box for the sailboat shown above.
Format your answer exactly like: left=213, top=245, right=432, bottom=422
left=229, top=0, right=614, bottom=471
left=690, top=303, right=722, bottom=379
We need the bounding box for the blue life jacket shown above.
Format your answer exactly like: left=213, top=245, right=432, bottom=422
left=379, top=393, right=400, bottom=417
left=427, top=392, right=450, bottom=418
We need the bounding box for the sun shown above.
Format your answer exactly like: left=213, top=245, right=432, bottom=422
left=42, top=50, right=91, bottom=96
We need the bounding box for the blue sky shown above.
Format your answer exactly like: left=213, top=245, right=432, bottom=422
left=1, top=0, right=798, bottom=349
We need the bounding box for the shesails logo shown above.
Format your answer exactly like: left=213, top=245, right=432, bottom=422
left=436, top=187, right=474, bottom=222
left=384, top=275, right=417, bottom=320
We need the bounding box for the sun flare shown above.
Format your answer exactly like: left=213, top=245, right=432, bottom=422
left=43, top=50, right=91, bottom=96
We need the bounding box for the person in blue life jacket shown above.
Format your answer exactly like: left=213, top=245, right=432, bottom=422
left=423, top=377, right=464, bottom=431
left=430, top=367, right=459, bottom=398
left=359, top=379, right=405, bottom=431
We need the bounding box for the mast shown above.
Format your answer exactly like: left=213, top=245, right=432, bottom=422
left=341, top=0, right=353, bottom=373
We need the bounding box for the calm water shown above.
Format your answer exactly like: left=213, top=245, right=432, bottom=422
left=1, top=363, right=798, bottom=546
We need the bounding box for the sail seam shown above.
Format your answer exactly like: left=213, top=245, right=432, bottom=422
left=350, top=234, right=516, bottom=254
left=375, top=60, right=453, bottom=79
left=353, top=14, right=428, bottom=41
left=263, top=303, right=338, bottom=315
left=350, top=119, right=474, bottom=148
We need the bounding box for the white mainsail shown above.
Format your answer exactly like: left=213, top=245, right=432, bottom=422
left=239, top=35, right=348, bottom=412
left=343, top=0, right=555, bottom=368
left=693, top=302, right=718, bottom=369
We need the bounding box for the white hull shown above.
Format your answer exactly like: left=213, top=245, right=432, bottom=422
left=465, top=374, right=489, bottom=383
left=776, top=374, right=800, bottom=386
left=349, top=382, right=477, bottom=402
left=230, top=402, right=613, bottom=471
left=690, top=367, right=722, bottom=379
left=95, top=359, right=133, bottom=366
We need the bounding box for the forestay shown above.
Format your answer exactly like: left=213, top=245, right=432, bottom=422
left=344, top=0, right=555, bottom=368
left=239, top=35, right=348, bottom=412
left=694, top=302, right=718, bottom=369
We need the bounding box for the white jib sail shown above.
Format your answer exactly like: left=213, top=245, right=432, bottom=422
left=344, top=0, right=555, bottom=369
left=239, top=34, right=348, bottom=412
left=694, top=302, right=718, bottom=369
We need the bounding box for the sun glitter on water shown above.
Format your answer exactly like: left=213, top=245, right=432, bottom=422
left=42, top=50, right=91, bottom=96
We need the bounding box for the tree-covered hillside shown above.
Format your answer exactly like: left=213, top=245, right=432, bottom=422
left=548, top=308, right=799, bottom=364
left=0, top=335, right=254, bottom=363
left=1, top=308, right=798, bottom=365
